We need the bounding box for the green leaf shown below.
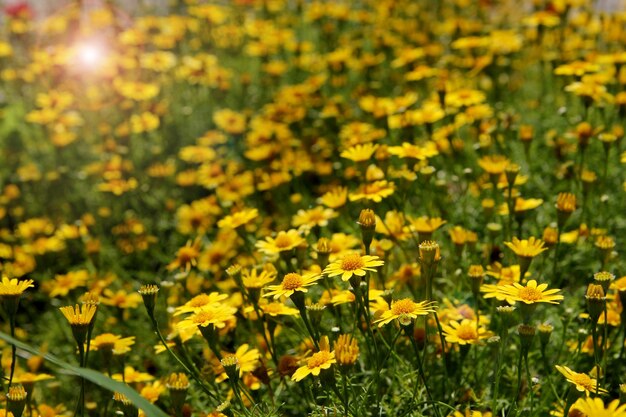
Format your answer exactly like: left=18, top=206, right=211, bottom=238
left=0, top=331, right=169, bottom=417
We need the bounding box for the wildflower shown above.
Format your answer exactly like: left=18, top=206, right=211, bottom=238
left=334, top=334, right=359, bottom=370
left=174, top=292, right=230, bottom=316
left=217, top=208, right=259, bottom=229
left=442, top=319, right=492, bottom=345
left=504, top=237, right=547, bottom=280
left=292, top=337, right=336, bottom=382
left=492, top=280, right=563, bottom=306
left=586, top=284, right=606, bottom=324
left=138, top=284, right=159, bottom=320
left=176, top=304, right=238, bottom=332
left=167, top=373, right=189, bottom=416
left=90, top=333, right=136, bottom=355
left=113, top=392, right=138, bottom=417
left=292, top=206, right=337, bottom=228
left=263, top=272, right=321, bottom=299
left=255, top=230, right=304, bottom=255
left=408, top=216, right=446, bottom=242
left=59, top=304, right=97, bottom=351
left=555, top=365, right=608, bottom=395
left=323, top=252, right=384, bottom=282
left=0, top=276, right=34, bottom=317
left=259, top=302, right=299, bottom=318
left=167, top=239, right=202, bottom=273
left=7, top=385, right=27, bottom=417
left=573, top=398, right=626, bottom=417
left=374, top=298, right=437, bottom=327
left=348, top=180, right=395, bottom=202
left=556, top=192, right=577, bottom=226
left=593, top=271, right=614, bottom=294
left=341, top=143, right=379, bottom=163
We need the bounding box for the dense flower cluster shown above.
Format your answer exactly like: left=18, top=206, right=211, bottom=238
left=0, top=0, right=624, bottom=416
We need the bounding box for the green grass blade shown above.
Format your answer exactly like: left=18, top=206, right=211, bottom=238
left=0, top=331, right=169, bottom=417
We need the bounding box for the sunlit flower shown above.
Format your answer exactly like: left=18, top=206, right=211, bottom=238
left=323, top=252, right=384, bottom=282
left=374, top=298, right=437, bottom=327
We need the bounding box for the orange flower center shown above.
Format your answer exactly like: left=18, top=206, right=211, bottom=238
left=455, top=323, right=478, bottom=340
left=519, top=287, right=542, bottom=302
left=307, top=350, right=331, bottom=369
left=282, top=273, right=303, bottom=290
left=340, top=254, right=365, bottom=271
left=275, top=234, right=293, bottom=249
left=571, top=374, right=593, bottom=390
left=193, top=311, right=215, bottom=324
left=189, top=294, right=211, bottom=307
left=178, top=247, right=198, bottom=262
left=391, top=299, right=415, bottom=315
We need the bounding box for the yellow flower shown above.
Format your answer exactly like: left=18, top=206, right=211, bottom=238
left=176, top=304, right=238, bottom=332
left=388, top=142, right=439, bottom=160
left=0, top=276, right=34, bottom=296
left=90, top=333, right=136, bottom=355
left=217, top=208, right=258, bottom=230
left=319, top=186, right=348, bottom=209
left=334, top=334, right=359, bottom=367
left=167, top=239, right=202, bottom=272
left=259, top=301, right=300, bottom=317
left=340, top=143, right=379, bottom=163
left=572, top=397, right=626, bottom=417
left=555, top=365, right=608, bottom=395
left=478, top=155, right=510, bottom=175
left=504, top=237, right=548, bottom=258
left=441, top=319, right=493, bottom=345
left=292, top=338, right=336, bottom=382
left=486, top=280, right=563, bottom=305
left=348, top=180, right=395, bottom=202
left=216, top=344, right=260, bottom=382
left=323, top=252, right=384, bottom=282
left=100, top=289, right=142, bottom=309
left=213, top=109, right=246, bottom=135
left=263, top=272, right=321, bottom=299
left=374, top=298, right=437, bottom=327
left=112, top=366, right=154, bottom=383
left=255, top=230, right=305, bottom=255
left=174, top=292, right=229, bottom=316
left=292, top=206, right=338, bottom=229
left=59, top=304, right=97, bottom=326
left=242, top=268, right=276, bottom=290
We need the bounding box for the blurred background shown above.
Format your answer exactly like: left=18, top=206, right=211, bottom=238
left=2, top=0, right=626, bottom=18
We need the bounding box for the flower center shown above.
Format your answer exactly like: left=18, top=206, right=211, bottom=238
left=193, top=311, right=215, bottom=324
left=307, top=351, right=331, bottom=368
left=275, top=234, right=293, bottom=249
left=178, top=247, right=197, bottom=262
left=340, top=254, right=365, bottom=271
left=391, top=299, right=415, bottom=315
left=571, top=374, right=593, bottom=390
left=456, top=323, right=478, bottom=340
left=189, top=294, right=210, bottom=307
left=519, top=287, right=542, bottom=302
left=282, top=273, right=303, bottom=290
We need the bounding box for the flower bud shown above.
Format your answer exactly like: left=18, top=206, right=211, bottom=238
left=585, top=284, right=606, bottom=324
left=138, top=284, right=159, bottom=321
left=167, top=373, right=190, bottom=417
left=7, top=385, right=27, bottom=417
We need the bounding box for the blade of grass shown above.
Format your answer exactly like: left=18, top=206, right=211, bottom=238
left=0, top=331, right=169, bottom=417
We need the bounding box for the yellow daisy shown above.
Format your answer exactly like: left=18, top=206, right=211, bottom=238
left=263, top=272, right=321, bottom=299
left=323, top=252, right=384, bottom=282
left=490, top=280, right=563, bottom=305
left=374, top=298, right=437, bottom=327
left=255, top=230, right=305, bottom=255
left=441, top=319, right=493, bottom=345
left=292, top=338, right=336, bottom=382
left=555, top=365, right=608, bottom=396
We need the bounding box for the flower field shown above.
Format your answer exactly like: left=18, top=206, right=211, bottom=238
left=0, top=0, right=625, bottom=416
